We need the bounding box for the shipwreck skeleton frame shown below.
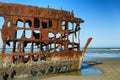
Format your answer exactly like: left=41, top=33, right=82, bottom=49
left=0, top=2, right=92, bottom=79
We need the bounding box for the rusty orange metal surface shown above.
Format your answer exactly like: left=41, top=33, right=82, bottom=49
left=0, top=2, right=83, bottom=61
left=0, top=2, right=92, bottom=80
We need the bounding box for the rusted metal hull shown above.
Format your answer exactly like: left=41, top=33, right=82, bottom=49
left=0, top=57, right=79, bottom=77
left=0, top=52, right=79, bottom=79
left=0, top=2, right=92, bottom=80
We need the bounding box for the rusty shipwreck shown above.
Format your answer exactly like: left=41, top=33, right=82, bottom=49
left=0, top=2, right=92, bottom=79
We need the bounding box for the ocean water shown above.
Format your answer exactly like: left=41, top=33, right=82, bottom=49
left=83, top=48, right=120, bottom=61
left=1, top=47, right=120, bottom=53
left=0, top=48, right=39, bottom=53
left=86, top=47, right=120, bottom=53
left=1, top=48, right=120, bottom=59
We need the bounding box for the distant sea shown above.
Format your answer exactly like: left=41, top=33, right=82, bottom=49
left=0, top=48, right=39, bottom=53
left=86, top=47, right=120, bottom=53
left=1, top=47, right=120, bottom=53
left=0, top=47, right=120, bottom=59
left=83, top=47, right=120, bottom=60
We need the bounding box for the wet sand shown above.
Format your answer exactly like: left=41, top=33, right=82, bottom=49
left=40, top=58, right=120, bottom=80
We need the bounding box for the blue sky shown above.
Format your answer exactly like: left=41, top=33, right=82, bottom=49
left=0, top=0, right=120, bottom=48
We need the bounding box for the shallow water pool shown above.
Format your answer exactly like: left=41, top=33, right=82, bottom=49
left=81, top=63, right=102, bottom=76
left=62, top=62, right=102, bottom=76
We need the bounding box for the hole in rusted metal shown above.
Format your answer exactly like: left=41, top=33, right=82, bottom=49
left=68, top=22, right=72, bottom=31
left=33, top=30, right=40, bottom=39
left=16, top=30, right=24, bottom=39
left=11, top=70, right=16, bottom=79
left=62, top=65, right=67, bottom=72
left=25, top=20, right=32, bottom=28
left=62, top=26, right=65, bottom=30
left=40, top=55, right=46, bottom=61
left=74, top=44, right=78, bottom=51
left=7, top=21, right=11, bottom=27
left=31, top=70, right=38, bottom=76
left=6, top=41, right=13, bottom=53
left=62, top=45, right=65, bottom=51
left=56, top=33, right=61, bottom=39
left=22, top=55, right=30, bottom=63
left=48, top=43, right=51, bottom=51
left=16, top=19, right=24, bottom=28
left=0, top=16, right=4, bottom=28
left=34, top=17, right=40, bottom=28
left=25, top=30, right=32, bottom=38
left=49, top=19, right=52, bottom=28
left=49, top=43, right=55, bottom=52
left=2, top=72, right=9, bottom=80
left=62, top=21, right=65, bottom=26
left=56, top=43, right=61, bottom=52
left=32, top=54, right=39, bottom=62
left=74, top=32, right=79, bottom=43
left=68, top=34, right=72, bottom=42
left=13, top=55, right=20, bottom=64
left=68, top=44, right=72, bottom=50
left=48, top=32, right=54, bottom=39
left=15, top=42, right=18, bottom=52
left=56, top=66, right=61, bottom=72
left=62, top=21, right=68, bottom=30
left=48, top=66, right=54, bottom=73
left=33, top=43, right=38, bottom=53
left=34, top=30, right=40, bottom=33
left=41, top=43, right=47, bottom=52
left=24, top=43, right=31, bottom=53
left=75, top=23, right=80, bottom=31
left=0, top=17, right=4, bottom=48
left=42, top=22, right=47, bottom=29
left=73, top=23, right=76, bottom=30
left=64, top=34, right=68, bottom=40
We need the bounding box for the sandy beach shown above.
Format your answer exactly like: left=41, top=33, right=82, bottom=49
left=39, top=58, right=120, bottom=80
